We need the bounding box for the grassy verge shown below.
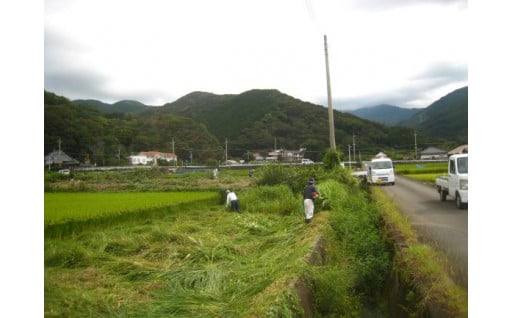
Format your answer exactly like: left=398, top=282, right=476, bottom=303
left=372, top=187, right=468, bottom=317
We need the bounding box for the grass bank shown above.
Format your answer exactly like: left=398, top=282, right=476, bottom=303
left=372, top=187, right=468, bottom=317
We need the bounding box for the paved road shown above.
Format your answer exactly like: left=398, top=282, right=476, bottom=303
left=380, top=174, right=468, bottom=288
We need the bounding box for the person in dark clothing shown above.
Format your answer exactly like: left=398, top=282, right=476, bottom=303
left=303, top=178, right=319, bottom=223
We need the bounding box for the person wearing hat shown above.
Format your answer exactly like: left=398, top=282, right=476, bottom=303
left=303, top=178, right=319, bottom=223
left=225, top=189, right=241, bottom=213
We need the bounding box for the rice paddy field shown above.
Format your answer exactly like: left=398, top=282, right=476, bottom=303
left=44, top=192, right=217, bottom=225
left=394, top=162, right=447, bottom=184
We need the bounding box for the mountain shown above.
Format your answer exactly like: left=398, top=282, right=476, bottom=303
left=399, top=86, right=468, bottom=144
left=348, top=104, right=421, bottom=126
left=73, top=99, right=151, bottom=113
left=147, top=89, right=443, bottom=160
left=46, top=88, right=458, bottom=164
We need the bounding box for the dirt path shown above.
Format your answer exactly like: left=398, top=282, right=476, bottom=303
left=379, top=174, right=468, bottom=288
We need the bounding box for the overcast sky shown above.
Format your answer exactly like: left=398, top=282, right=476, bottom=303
left=44, top=0, right=467, bottom=110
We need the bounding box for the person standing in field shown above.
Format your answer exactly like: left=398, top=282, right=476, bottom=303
left=303, top=178, right=319, bottom=223
left=225, top=189, right=241, bottom=213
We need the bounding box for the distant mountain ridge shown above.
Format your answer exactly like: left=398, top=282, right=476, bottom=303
left=348, top=104, right=421, bottom=126
left=399, top=86, right=468, bottom=143
left=73, top=99, right=151, bottom=113
left=53, top=86, right=467, bottom=162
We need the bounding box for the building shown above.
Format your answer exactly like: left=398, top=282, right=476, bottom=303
left=255, top=148, right=307, bottom=162
left=448, top=144, right=468, bottom=155
left=419, top=147, right=448, bottom=160
left=44, top=150, right=80, bottom=169
left=129, top=151, right=177, bottom=165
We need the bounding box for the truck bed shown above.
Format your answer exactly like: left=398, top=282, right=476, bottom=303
left=435, top=175, right=449, bottom=188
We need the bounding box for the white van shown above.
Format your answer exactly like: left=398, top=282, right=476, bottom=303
left=301, top=159, right=314, bottom=165
left=367, top=157, right=395, bottom=185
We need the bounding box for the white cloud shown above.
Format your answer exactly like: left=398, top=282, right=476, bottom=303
left=44, top=0, right=467, bottom=109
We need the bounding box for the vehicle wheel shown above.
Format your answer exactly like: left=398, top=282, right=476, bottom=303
left=440, top=190, right=447, bottom=201
left=456, top=193, right=466, bottom=209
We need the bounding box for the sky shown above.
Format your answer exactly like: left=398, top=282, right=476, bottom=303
left=44, top=0, right=468, bottom=110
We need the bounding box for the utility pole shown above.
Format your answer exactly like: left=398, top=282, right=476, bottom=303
left=352, top=133, right=356, bottom=163
left=414, top=131, right=418, bottom=160
left=225, top=138, right=228, bottom=164
left=348, top=144, right=351, bottom=169
left=171, top=138, right=176, bottom=166
left=324, top=35, right=336, bottom=150
left=58, top=137, right=62, bottom=154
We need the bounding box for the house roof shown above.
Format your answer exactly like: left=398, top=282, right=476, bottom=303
left=137, top=151, right=177, bottom=158
left=420, top=146, right=447, bottom=155
left=448, top=144, right=468, bottom=155
left=44, top=150, right=80, bottom=165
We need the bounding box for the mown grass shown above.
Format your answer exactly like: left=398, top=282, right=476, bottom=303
left=44, top=166, right=391, bottom=317
left=45, top=199, right=314, bottom=317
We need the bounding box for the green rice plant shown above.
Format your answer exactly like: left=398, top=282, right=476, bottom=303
left=394, top=162, right=446, bottom=175
left=44, top=191, right=216, bottom=225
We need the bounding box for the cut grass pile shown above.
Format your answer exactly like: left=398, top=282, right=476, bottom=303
left=45, top=203, right=316, bottom=317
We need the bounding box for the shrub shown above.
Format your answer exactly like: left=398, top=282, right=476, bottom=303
left=322, top=148, right=342, bottom=170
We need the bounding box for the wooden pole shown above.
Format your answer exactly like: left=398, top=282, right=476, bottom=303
left=324, top=35, right=336, bottom=150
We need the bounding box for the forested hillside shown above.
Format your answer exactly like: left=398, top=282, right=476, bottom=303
left=45, top=88, right=455, bottom=165
left=45, top=92, right=222, bottom=165
left=399, top=86, right=468, bottom=144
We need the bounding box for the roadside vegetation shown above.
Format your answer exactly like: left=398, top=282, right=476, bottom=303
left=372, top=187, right=468, bottom=317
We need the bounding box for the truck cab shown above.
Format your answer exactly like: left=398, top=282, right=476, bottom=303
left=367, top=156, right=395, bottom=185
left=436, top=153, right=468, bottom=208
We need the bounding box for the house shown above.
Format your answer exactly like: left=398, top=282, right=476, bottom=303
left=419, top=147, right=448, bottom=160
left=44, top=150, right=80, bottom=169
left=129, top=151, right=177, bottom=165
left=264, top=148, right=307, bottom=162
left=448, top=144, right=468, bottom=155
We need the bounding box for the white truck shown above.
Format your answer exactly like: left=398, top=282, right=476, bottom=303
left=367, top=155, right=395, bottom=185
left=435, top=153, right=468, bottom=209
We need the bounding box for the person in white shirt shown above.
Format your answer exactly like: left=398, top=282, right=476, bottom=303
left=225, top=189, right=241, bottom=213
